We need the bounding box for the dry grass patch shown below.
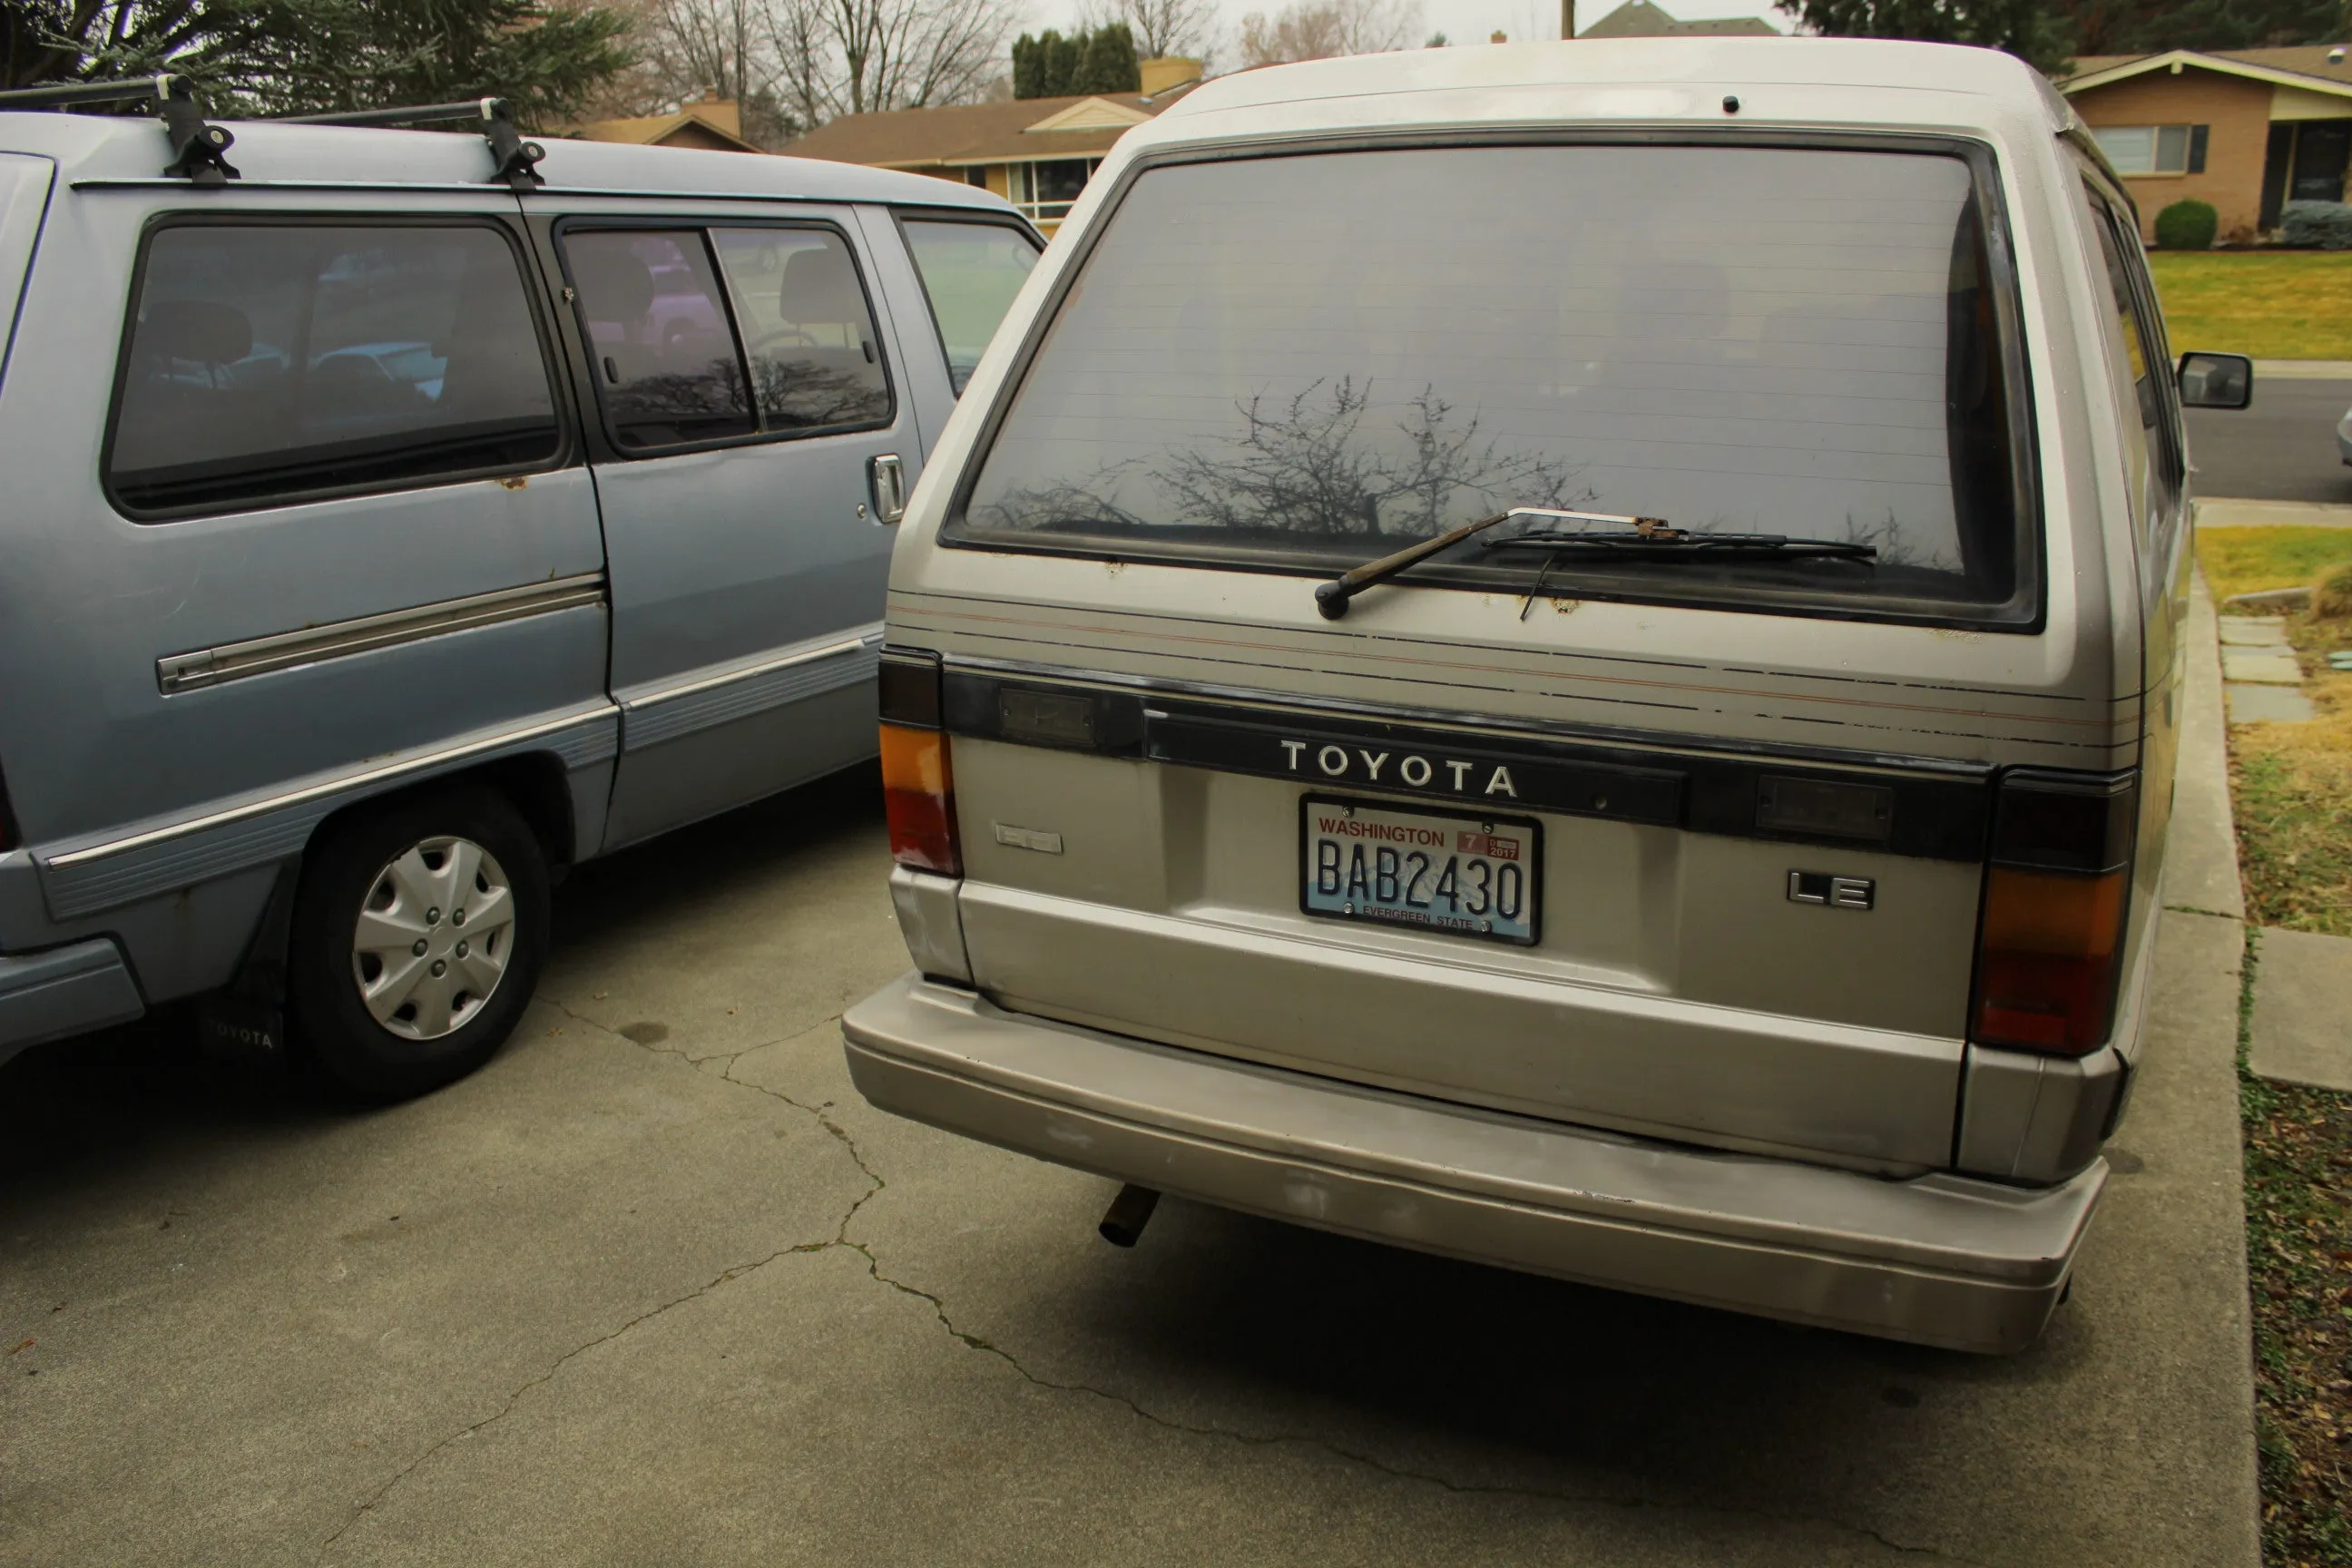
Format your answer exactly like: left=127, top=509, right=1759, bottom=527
left=2203, top=525, right=2352, bottom=1565
left=2200, top=525, right=2352, bottom=609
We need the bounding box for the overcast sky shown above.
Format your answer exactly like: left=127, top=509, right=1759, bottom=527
left=1026, top=0, right=1788, bottom=64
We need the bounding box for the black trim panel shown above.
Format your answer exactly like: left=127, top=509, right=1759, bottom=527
left=938, top=663, right=1992, bottom=862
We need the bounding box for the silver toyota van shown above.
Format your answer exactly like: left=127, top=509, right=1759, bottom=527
left=842, top=39, right=2255, bottom=1352
left=0, top=85, right=1038, bottom=1096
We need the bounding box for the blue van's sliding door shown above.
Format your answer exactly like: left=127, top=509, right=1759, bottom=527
left=537, top=201, right=920, bottom=847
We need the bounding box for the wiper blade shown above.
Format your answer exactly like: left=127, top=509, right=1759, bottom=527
left=1313, top=507, right=1669, bottom=621
left=1485, top=529, right=1877, bottom=562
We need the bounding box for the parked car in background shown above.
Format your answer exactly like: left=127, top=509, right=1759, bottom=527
left=842, top=38, right=2255, bottom=1354
left=0, top=93, right=1040, bottom=1097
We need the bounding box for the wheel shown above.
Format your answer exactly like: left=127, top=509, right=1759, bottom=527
left=289, top=787, right=549, bottom=1100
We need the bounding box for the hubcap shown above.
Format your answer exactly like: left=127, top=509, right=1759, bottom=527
left=349, top=836, right=516, bottom=1042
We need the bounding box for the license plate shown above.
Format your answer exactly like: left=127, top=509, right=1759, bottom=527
left=1299, top=796, right=1540, bottom=945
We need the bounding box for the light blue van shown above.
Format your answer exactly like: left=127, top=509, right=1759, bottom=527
left=0, top=85, right=1041, bottom=1095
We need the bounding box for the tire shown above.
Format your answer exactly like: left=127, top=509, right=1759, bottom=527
left=289, top=786, right=550, bottom=1101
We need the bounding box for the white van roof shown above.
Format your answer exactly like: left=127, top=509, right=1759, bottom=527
left=1126, top=37, right=2075, bottom=151
left=0, top=109, right=1018, bottom=211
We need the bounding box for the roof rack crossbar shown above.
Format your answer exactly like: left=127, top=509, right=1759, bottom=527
left=278, top=97, right=545, bottom=191
left=0, top=74, right=237, bottom=184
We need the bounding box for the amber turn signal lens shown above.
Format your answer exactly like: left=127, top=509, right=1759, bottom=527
left=880, top=722, right=959, bottom=875
left=1971, top=866, right=2126, bottom=1054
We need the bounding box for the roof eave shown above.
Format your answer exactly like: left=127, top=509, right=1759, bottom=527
left=2060, top=47, right=2352, bottom=99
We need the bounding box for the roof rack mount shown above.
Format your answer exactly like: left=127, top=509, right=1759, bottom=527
left=279, top=98, right=545, bottom=190
left=0, top=73, right=237, bottom=184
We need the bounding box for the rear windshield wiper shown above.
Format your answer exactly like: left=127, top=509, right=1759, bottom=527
left=1313, top=507, right=1673, bottom=621
left=1485, top=529, right=1878, bottom=563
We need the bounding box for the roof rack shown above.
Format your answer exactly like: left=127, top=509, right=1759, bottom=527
left=278, top=98, right=546, bottom=191
left=0, top=74, right=237, bottom=184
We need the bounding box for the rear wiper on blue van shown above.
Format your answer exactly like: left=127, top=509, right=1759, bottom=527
left=1312, top=506, right=1671, bottom=621
left=1485, top=528, right=1878, bottom=563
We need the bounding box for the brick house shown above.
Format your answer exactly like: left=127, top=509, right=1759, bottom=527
left=2060, top=47, right=2352, bottom=241
left=779, top=59, right=1202, bottom=234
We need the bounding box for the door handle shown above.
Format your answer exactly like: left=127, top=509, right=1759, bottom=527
left=868, top=453, right=906, bottom=524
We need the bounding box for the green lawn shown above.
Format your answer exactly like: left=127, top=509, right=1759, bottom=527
left=2151, top=251, right=2352, bottom=361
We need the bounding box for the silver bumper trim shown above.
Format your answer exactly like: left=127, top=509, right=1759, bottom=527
left=844, top=974, right=2105, bottom=1354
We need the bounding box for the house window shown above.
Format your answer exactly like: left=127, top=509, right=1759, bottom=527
left=1013, top=159, right=1101, bottom=221
left=2092, top=123, right=2210, bottom=176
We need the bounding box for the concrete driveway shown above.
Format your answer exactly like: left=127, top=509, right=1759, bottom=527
left=1, top=759, right=2258, bottom=1567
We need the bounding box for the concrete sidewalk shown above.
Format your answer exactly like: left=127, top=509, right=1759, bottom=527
left=2197, top=496, right=2352, bottom=529
left=0, top=664, right=2264, bottom=1566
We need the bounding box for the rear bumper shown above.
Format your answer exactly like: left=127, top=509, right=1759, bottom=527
left=0, top=938, right=144, bottom=1071
left=844, top=974, right=2106, bottom=1354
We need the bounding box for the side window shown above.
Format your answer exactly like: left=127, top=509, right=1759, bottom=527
left=562, top=225, right=891, bottom=451
left=2089, top=193, right=2188, bottom=494
left=564, top=230, right=757, bottom=450
left=900, top=219, right=1041, bottom=395
left=107, top=223, right=561, bottom=516
left=2087, top=202, right=2159, bottom=431
left=710, top=228, right=891, bottom=429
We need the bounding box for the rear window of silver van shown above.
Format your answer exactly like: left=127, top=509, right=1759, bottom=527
left=949, top=142, right=2038, bottom=628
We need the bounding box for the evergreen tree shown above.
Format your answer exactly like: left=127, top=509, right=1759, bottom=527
left=1012, top=22, right=1139, bottom=98
left=1777, top=0, right=2072, bottom=74
left=5, top=0, right=634, bottom=129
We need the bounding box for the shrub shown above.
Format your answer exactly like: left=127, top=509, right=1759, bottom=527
left=2280, top=200, right=2352, bottom=250
left=2317, top=563, right=2352, bottom=619
left=2154, top=198, right=2219, bottom=250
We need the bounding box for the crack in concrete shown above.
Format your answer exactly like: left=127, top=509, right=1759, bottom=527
left=830, top=1230, right=1986, bottom=1563
left=2164, top=903, right=2247, bottom=921
left=312, top=1242, right=808, bottom=1564
left=367, top=999, right=1983, bottom=1565
left=315, top=1005, right=869, bottom=1563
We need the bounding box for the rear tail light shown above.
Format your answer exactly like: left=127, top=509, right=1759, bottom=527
left=879, top=650, right=958, bottom=876
left=1969, top=770, right=2137, bottom=1054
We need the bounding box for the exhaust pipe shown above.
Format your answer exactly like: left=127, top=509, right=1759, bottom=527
left=1097, top=1183, right=1161, bottom=1248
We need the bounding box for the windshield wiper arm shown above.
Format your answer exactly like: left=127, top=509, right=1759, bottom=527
left=1485, top=529, right=1877, bottom=563
left=1313, top=507, right=1671, bottom=621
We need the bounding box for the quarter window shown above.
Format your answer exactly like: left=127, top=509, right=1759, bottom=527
left=561, top=225, right=891, bottom=453
left=900, top=219, right=1041, bottom=394
left=107, top=223, right=561, bottom=516
left=2091, top=124, right=2208, bottom=175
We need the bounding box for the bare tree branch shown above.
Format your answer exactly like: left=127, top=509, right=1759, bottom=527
left=1234, top=0, right=1418, bottom=65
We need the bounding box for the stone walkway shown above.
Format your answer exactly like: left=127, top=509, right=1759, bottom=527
left=2253, top=928, right=2352, bottom=1092
left=2220, top=614, right=2318, bottom=723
